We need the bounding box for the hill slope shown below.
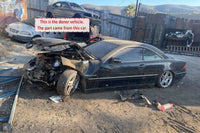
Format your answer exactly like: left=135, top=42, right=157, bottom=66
left=83, top=4, right=200, bottom=19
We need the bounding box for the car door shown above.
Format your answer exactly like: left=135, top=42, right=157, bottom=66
left=51, top=2, right=63, bottom=17
left=60, top=2, right=74, bottom=17
left=95, top=47, right=145, bottom=88
left=142, top=48, right=165, bottom=83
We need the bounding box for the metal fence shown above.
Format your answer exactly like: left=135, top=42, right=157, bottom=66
left=26, top=0, right=200, bottom=50
left=166, top=45, right=200, bottom=53
left=27, top=0, right=48, bottom=18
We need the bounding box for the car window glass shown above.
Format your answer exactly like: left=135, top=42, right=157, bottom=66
left=143, top=48, right=162, bottom=60
left=70, top=3, right=83, bottom=10
left=61, top=2, right=69, bottom=8
left=114, top=47, right=143, bottom=62
left=85, top=42, right=119, bottom=59
left=53, top=2, right=62, bottom=8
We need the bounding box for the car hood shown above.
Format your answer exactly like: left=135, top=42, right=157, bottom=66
left=32, top=37, right=72, bottom=47
left=8, top=22, right=34, bottom=31
left=28, top=37, right=74, bottom=51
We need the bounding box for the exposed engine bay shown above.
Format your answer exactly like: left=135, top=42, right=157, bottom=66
left=24, top=38, right=92, bottom=86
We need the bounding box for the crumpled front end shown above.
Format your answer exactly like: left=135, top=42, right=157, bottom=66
left=24, top=53, right=89, bottom=87
left=24, top=53, right=63, bottom=86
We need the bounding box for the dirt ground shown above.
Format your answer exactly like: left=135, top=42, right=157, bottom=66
left=0, top=35, right=200, bottom=133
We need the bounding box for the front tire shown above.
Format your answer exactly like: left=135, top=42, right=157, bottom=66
left=157, top=71, right=173, bottom=88
left=56, top=70, right=80, bottom=96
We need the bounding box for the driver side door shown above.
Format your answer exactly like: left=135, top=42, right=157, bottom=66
left=95, top=47, right=145, bottom=88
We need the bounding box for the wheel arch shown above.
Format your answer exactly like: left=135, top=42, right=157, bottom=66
left=62, top=66, right=86, bottom=91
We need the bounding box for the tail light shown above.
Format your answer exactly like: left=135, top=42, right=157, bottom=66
left=182, top=63, right=187, bottom=71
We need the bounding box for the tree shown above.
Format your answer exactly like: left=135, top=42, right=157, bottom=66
left=125, top=4, right=136, bottom=17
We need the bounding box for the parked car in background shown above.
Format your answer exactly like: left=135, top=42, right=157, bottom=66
left=24, top=37, right=186, bottom=96
left=45, top=1, right=101, bottom=25
left=5, top=17, right=42, bottom=42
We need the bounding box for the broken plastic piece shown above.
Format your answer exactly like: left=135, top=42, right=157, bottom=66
left=155, top=102, right=173, bottom=111
left=49, top=96, right=62, bottom=103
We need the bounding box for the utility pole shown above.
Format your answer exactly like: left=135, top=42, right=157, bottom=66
left=135, top=0, right=139, bottom=17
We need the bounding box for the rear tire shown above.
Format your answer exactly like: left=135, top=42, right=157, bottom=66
left=46, top=12, right=53, bottom=18
left=157, top=71, right=174, bottom=88
left=73, top=14, right=81, bottom=18
left=56, top=70, right=80, bottom=96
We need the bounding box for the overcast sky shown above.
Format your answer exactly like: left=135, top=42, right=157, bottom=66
left=60, top=0, right=200, bottom=6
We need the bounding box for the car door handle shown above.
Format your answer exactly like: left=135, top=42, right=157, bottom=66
left=139, top=64, right=145, bottom=68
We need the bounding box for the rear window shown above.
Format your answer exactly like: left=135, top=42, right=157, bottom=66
left=69, top=3, right=84, bottom=10
left=85, top=42, right=118, bottom=59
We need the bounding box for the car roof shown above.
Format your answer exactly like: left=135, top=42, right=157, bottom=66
left=98, top=39, right=168, bottom=62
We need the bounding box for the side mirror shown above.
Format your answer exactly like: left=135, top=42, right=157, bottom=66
left=110, top=57, right=121, bottom=64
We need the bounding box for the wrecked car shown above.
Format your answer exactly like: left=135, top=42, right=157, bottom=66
left=45, top=1, right=101, bottom=25
left=24, top=37, right=186, bottom=96
left=165, top=30, right=194, bottom=47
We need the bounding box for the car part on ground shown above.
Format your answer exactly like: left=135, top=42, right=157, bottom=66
left=24, top=37, right=186, bottom=96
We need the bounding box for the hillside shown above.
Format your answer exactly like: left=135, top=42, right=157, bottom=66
left=140, top=4, right=200, bottom=14
left=82, top=4, right=126, bottom=14
left=83, top=4, right=200, bottom=20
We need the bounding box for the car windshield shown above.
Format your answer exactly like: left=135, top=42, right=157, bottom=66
left=84, top=41, right=119, bottom=59
left=22, top=18, right=35, bottom=26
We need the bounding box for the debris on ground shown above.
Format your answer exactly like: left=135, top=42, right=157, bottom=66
left=140, top=94, right=152, bottom=105
left=115, top=89, right=139, bottom=102
left=154, top=102, right=173, bottom=111
left=0, top=58, right=15, bottom=64
left=49, top=96, right=62, bottom=103
left=115, top=89, right=153, bottom=105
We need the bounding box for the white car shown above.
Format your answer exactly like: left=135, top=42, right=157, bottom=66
left=5, top=18, right=43, bottom=42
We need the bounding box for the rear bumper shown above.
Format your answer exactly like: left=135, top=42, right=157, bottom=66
left=174, top=72, right=186, bottom=82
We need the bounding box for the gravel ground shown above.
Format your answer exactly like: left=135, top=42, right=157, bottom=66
left=0, top=35, right=200, bottom=133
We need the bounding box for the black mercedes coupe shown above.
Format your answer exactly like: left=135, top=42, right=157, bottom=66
left=24, top=37, right=186, bottom=96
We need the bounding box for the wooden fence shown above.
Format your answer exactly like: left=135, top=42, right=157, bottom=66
left=101, top=12, right=134, bottom=40
left=26, top=0, right=200, bottom=51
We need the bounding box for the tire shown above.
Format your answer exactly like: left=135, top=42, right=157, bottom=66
left=73, top=14, right=81, bottom=18
left=157, top=71, right=174, bottom=88
left=46, top=12, right=53, bottom=18
left=56, top=70, right=80, bottom=96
